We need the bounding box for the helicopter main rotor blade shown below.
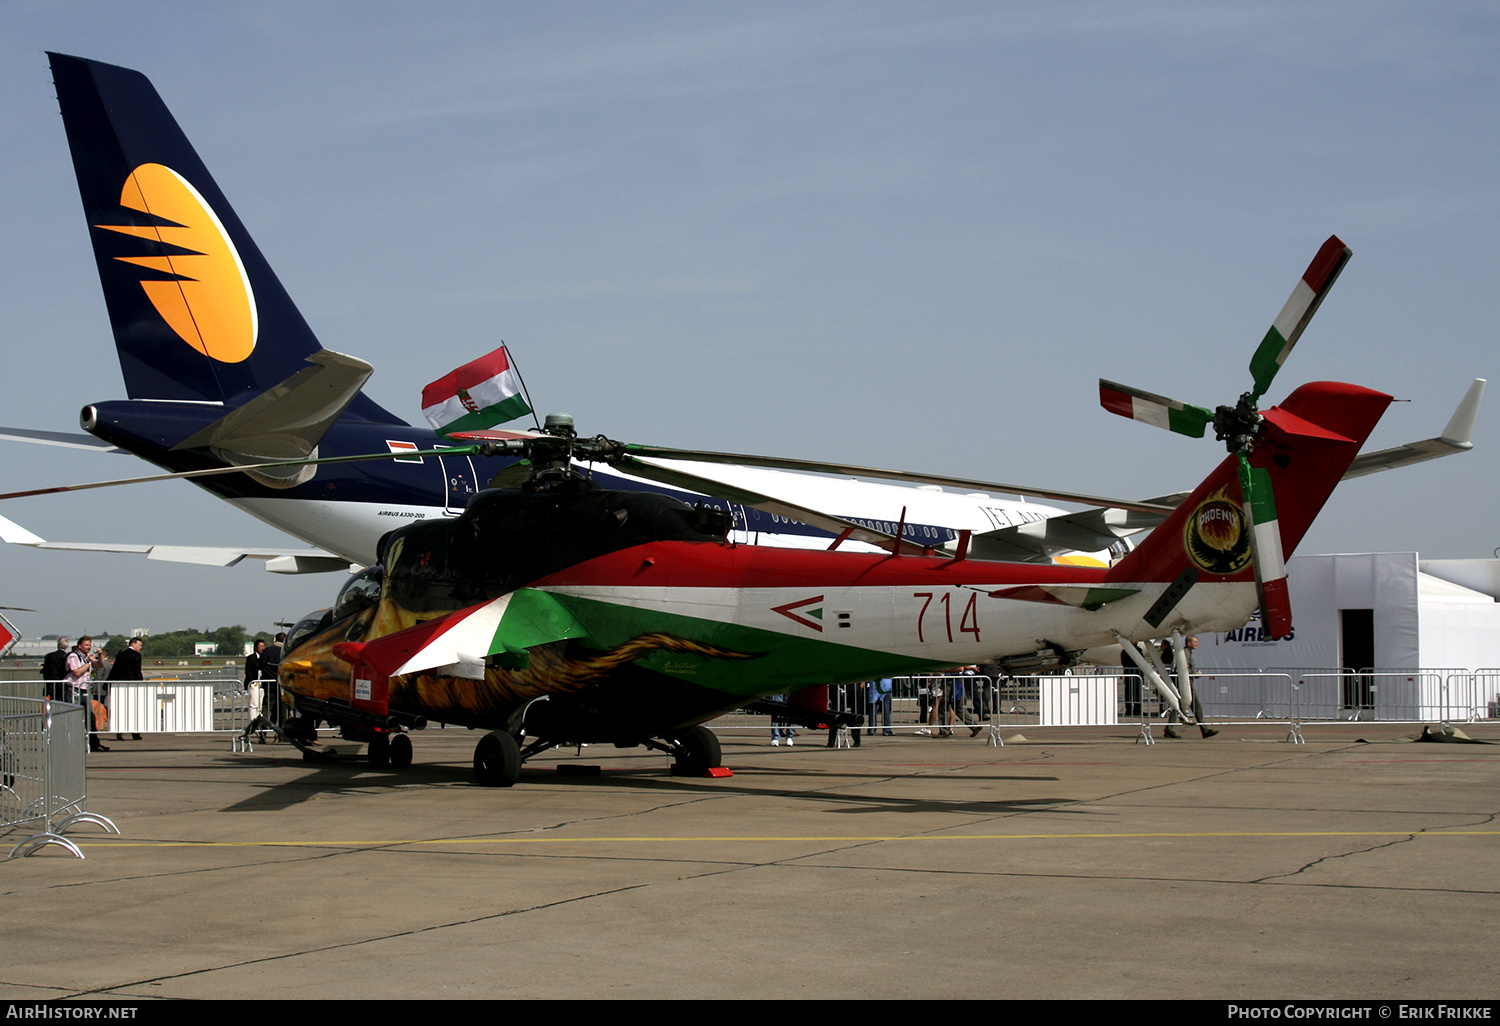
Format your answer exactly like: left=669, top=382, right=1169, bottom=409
left=611, top=454, right=925, bottom=555
left=1247, top=234, right=1351, bottom=402
left=0, top=445, right=486, bottom=503
left=614, top=444, right=1175, bottom=514
left=1098, top=379, right=1214, bottom=438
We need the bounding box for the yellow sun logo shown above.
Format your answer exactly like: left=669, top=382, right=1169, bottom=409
left=96, top=163, right=257, bottom=363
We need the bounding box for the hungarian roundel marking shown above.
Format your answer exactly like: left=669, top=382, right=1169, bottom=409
left=96, top=163, right=258, bottom=363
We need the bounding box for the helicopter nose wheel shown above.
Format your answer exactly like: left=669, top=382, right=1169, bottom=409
left=474, top=730, right=522, bottom=787
left=389, top=732, right=413, bottom=770
left=670, top=725, right=722, bottom=776
left=366, top=731, right=414, bottom=771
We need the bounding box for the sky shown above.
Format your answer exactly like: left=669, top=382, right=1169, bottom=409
left=1, top=1, right=1497, bottom=637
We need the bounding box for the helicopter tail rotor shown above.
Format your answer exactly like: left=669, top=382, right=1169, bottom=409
left=1098, top=235, right=1353, bottom=640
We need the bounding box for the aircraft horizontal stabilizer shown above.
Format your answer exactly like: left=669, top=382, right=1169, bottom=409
left=172, top=350, right=375, bottom=487
left=0, top=427, right=123, bottom=454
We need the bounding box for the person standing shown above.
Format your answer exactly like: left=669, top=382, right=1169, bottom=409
left=108, top=638, right=145, bottom=741
left=41, top=637, right=69, bottom=701
left=260, top=632, right=285, bottom=728
left=1162, top=635, right=1217, bottom=739
left=769, top=693, right=794, bottom=746
left=867, top=678, right=893, bottom=736
left=65, top=635, right=109, bottom=752
left=1182, top=635, right=1217, bottom=739
left=243, top=639, right=267, bottom=741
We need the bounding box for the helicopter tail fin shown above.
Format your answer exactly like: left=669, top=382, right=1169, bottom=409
left=1105, top=381, right=1391, bottom=626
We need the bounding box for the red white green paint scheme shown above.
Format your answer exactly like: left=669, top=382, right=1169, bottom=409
left=279, top=379, right=1390, bottom=785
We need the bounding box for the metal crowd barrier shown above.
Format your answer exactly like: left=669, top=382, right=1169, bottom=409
left=16, top=679, right=259, bottom=749
left=1, top=698, right=119, bottom=859
left=704, top=666, right=1498, bottom=747
left=1275, top=669, right=1488, bottom=728
left=1468, top=670, right=1500, bottom=721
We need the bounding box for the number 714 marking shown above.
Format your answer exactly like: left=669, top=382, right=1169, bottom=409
left=913, top=591, right=981, bottom=644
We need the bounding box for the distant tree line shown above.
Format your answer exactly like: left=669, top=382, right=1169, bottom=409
left=37, top=628, right=276, bottom=658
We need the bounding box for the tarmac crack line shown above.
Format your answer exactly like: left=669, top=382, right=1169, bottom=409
left=1250, top=833, right=1417, bottom=883
left=1250, top=807, right=1500, bottom=884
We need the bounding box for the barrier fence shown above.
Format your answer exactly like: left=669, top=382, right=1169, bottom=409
left=12, top=679, right=261, bottom=747
left=706, top=668, right=1500, bottom=745
left=9, top=667, right=1498, bottom=756
left=1, top=697, right=119, bottom=858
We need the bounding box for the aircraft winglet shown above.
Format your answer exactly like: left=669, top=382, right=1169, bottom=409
left=0, top=514, right=46, bottom=546
left=1441, top=378, right=1486, bottom=446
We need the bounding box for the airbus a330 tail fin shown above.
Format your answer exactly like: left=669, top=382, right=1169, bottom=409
left=48, top=53, right=398, bottom=423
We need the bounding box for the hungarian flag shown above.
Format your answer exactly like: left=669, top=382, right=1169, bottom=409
left=421, top=346, right=531, bottom=434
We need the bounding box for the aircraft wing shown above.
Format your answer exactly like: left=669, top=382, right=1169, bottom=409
left=1339, top=378, right=1484, bottom=479
left=968, top=506, right=1168, bottom=562
left=0, top=513, right=352, bottom=574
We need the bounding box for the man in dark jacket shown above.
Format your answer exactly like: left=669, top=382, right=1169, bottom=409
left=260, top=633, right=285, bottom=726
left=107, top=638, right=145, bottom=741
left=41, top=637, right=69, bottom=700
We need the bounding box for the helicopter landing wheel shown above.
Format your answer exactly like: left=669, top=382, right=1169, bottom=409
left=367, top=733, right=390, bottom=769
left=474, top=730, right=521, bottom=787
left=672, top=725, right=722, bottom=776
left=389, top=732, right=413, bottom=771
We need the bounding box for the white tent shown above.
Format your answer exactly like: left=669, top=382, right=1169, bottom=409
left=1193, top=553, right=1500, bottom=721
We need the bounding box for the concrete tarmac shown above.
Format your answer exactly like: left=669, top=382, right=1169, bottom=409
left=2, top=722, right=1497, bottom=1001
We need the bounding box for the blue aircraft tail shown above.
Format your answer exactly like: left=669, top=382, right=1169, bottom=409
left=48, top=52, right=399, bottom=423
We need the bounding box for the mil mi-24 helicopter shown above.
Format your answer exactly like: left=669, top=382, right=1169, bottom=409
left=271, top=361, right=1389, bottom=785
left=0, top=56, right=1480, bottom=787
left=253, top=233, right=1427, bottom=785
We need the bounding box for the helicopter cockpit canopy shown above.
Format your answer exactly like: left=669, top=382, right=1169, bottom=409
left=332, top=564, right=385, bottom=621
left=377, top=482, right=731, bottom=612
